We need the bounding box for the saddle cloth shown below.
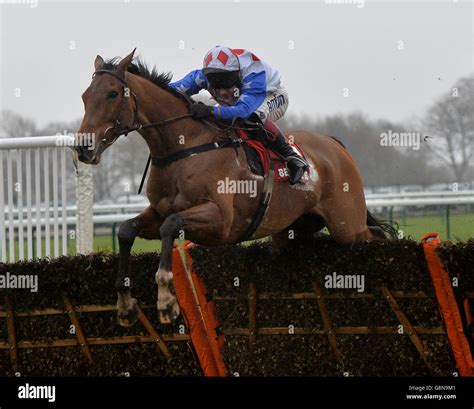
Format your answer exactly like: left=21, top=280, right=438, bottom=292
left=235, top=127, right=308, bottom=183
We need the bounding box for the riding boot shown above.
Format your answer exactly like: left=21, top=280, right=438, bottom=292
left=263, top=120, right=310, bottom=185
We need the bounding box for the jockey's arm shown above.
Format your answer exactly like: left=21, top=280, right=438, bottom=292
left=213, top=71, right=267, bottom=121
left=168, top=70, right=208, bottom=96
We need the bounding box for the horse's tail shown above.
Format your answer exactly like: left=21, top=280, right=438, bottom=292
left=366, top=210, right=399, bottom=239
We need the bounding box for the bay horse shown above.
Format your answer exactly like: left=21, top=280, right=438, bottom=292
left=76, top=50, right=397, bottom=326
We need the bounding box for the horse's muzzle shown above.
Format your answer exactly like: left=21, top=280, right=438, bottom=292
left=76, top=145, right=99, bottom=164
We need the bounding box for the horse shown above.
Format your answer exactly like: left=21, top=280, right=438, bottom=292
left=76, top=50, right=397, bottom=326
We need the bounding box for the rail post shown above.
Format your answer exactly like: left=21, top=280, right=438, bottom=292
left=112, top=222, right=117, bottom=253
left=446, top=205, right=451, bottom=240
left=75, top=154, right=94, bottom=255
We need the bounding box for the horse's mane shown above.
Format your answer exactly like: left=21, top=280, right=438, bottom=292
left=101, top=56, right=226, bottom=129
left=102, top=56, right=188, bottom=102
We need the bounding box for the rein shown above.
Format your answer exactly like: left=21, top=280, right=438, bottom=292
left=93, top=69, right=195, bottom=140
left=93, top=69, right=246, bottom=176
left=92, top=68, right=267, bottom=192
left=93, top=69, right=255, bottom=139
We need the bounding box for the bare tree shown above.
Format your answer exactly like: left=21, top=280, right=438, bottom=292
left=113, top=133, right=150, bottom=195
left=424, top=75, right=474, bottom=182
left=0, top=110, right=37, bottom=138
left=39, top=118, right=140, bottom=202
left=38, top=119, right=84, bottom=204
left=38, top=119, right=82, bottom=136
left=280, top=111, right=446, bottom=187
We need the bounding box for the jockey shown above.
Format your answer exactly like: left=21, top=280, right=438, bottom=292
left=168, top=45, right=309, bottom=185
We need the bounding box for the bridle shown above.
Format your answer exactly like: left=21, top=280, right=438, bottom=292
left=91, top=68, right=258, bottom=149
left=92, top=69, right=142, bottom=147
left=92, top=69, right=195, bottom=148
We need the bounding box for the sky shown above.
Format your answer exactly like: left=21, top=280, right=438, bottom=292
left=0, top=0, right=473, bottom=130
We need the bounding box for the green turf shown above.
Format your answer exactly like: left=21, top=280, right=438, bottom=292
left=394, top=212, right=474, bottom=242
left=81, top=212, right=474, bottom=253
left=3, top=212, right=473, bottom=260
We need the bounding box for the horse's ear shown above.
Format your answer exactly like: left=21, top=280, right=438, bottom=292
left=117, top=48, right=136, bottom=75
left=94, top=55, right=105, bottom=71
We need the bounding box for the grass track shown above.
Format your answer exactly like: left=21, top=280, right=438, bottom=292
left=3, top=213, right=473, bottom=260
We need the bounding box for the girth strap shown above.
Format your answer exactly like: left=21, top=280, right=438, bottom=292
left=151, top=139, right=235, bottom=168
left=149, top=137, right=274, bottom=243
left=239, top=157, right=275, bottom=242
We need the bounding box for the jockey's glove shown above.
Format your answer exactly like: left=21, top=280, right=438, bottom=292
left=190, top=102, right=214, bottom=119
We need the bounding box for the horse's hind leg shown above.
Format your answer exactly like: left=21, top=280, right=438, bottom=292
left=314, top=190, right=373, bottom=244
left=116, top=206, right=163, bottom=327
left=322, top=206, right=372, bottom=244
left=272, top=214, right=326, bottom=250
left=324, top=206, right=396, bottom=242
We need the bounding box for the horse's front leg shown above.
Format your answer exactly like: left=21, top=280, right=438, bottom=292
left=116, top=206, right=163, bottom=327
left=157, top=201, right=230, bottom=323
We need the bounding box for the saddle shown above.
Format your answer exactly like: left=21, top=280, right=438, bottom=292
left=234, top=127, right=309, bottom=183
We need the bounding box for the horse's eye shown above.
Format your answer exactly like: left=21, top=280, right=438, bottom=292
left=107, top=90, right=119, bottom=99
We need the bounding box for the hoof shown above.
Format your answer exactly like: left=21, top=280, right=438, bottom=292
left=157, top=298, right=180, bottom=324
left=117, top=298, right=139, bottom=327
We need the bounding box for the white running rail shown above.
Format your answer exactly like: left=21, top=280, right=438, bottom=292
left=0, top=135, right=75, bottom=262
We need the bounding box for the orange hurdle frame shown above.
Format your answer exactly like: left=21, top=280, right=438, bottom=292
left=422, top=233, right=473, bottom=377
left=171, top=241, right=227, bottom=377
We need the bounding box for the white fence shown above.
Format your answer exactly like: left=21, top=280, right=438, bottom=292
left=0, top=136, right=69, bottom=262
left=0, top=135, right=93, bottom=263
